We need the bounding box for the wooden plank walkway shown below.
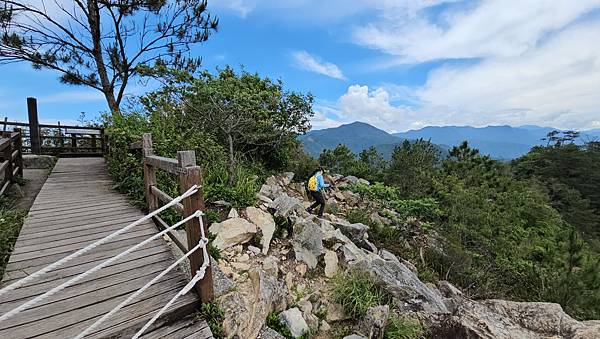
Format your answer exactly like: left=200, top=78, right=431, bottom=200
left=0, top=158, right=212, bottom=338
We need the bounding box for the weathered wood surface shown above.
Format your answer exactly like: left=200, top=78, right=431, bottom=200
left=0, top=158, right=212, bottom=338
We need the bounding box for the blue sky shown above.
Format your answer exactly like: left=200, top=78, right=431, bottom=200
left=1, top=0, right=600, bottom=132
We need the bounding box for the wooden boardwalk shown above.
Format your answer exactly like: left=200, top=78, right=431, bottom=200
left=0, top=158, right=212, bottom=338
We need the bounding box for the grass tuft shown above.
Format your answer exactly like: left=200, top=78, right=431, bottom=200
left=384, top=314, right=425, bottom=339
left=330, top=270, right=392, bottom=318
left=0, top=198, right=26, bottom=277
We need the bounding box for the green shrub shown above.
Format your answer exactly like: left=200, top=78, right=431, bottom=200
left=0, top=198, right=26, bottom=277
left=330, top=270, right=392, bottom=318
left=350, top=182, right=400, bottom=201
left=384, top=314, right=424, bottom=339
left=200, top=301, right=225, bottom=338
left=346, top=208, right=372, bottom=225
left=203, top=163, right=259, bottom=207
left=391, top=198, right=442, bottom=221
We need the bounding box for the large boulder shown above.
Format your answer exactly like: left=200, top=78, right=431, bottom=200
left=352, top=258, right=449, bottom=314
left=259, top=326, right=287, bottom=339
left=292, top=218, right=324, bottom=269
left=209, top=218, right=257, bottom=250
left=279, top=307, right=309, bottom=338
left=268, top=195, right=304, bottom=218
left=246, top=207, right=276, bottom=254
left=278, top=172, right=295, bottom=186
left=430, top=299, right=600, bottom=339
left=210, top=257, right=235, bottom=298
left=219, top=268, right=289, bottom=338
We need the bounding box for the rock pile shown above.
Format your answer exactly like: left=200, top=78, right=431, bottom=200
left=204, top=172, right=600, bottom=339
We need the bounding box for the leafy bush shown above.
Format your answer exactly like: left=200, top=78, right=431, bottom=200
left=105, top=111, right=260, bottom=209
left=0, top=198, right=26, bottom=277
left=349, top=184, right=441, bottom=222
left=350, top=182, right=400, bottom=201
left=200, top=301, right=225, bottom=339
left=391, top=198, right=442, bottom=221
left=384, top=314, right=424, bottom=339
left=330, top=270, right=392, bottom=318
left=346, top=208, right=372, bottom=225
left=203, top=164, right=259, bottom=207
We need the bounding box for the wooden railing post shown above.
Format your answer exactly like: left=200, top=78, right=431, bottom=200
left=27, top=97, right=41, bottom=155
left=178, top=150, right=214, bottom=303
left=142, top=133, right=157, bottom=212
left=3, top=137, right=13, bottom=185
left=14, top=128, right=23, bottom=177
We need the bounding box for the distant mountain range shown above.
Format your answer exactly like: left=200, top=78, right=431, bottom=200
left=299, top=122, right=600, bottom=160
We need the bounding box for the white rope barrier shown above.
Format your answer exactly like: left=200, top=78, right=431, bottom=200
left=0, top=185, right=199, bottom=300
left=0, top=210, right=202, bottom=324
left=75, top=228, right=208, bottom=339
left=131, top=217, right=210, bottom=339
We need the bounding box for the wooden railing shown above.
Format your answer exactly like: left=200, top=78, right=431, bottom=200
left=1, top=98, right=107, bottom=157
left=0, top=130, right=23, bottom=196
left=131, top=133, right=214, bottom=303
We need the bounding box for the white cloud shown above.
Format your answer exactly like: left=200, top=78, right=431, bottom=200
left=336, top=0, right=600, bottom=131
left=415, top=21, right=600, bottom=130
left=312, top=85, right=424, bottom=131
left=354, top=0, right=600, bottom=63
left=292, top=51, right=346, bottom=80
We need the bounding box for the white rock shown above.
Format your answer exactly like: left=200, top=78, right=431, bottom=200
left=279, top=307, right=309, bottom=338
left=230, top=262, right=251, bottom=271
left=279, top=172, right=295, bottom=186
left=326, top=302, right=351, bottom=322
left=344, top=335, right=367, bottom=339
left=263, top=256, right=279, bottom=277
left=298, top=300, right=313, bottom=315
left=236, top=253, right=250, bottom=262
left=209, top=218, right=257, bottom=250
left=248, top=245, right=261, bottom=255
left=320, top=320, right=331, bottom=331
left=227, top=208, right=239, bottom=219
left=295, top=263, right=308, bottom=277
left=246, top=207, right=276, bottom=254
left=324, top=250, right=339, bottom=278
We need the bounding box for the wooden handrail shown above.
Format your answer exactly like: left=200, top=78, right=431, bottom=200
left=0, top=129, right=22, bottom=197
left=153, top=215, right=188, bottom=253
left=138, top=132, right=214, bottom=302
left=145, top=155, right=181, bottom=175
left=150, top=185, right=184, bottom=214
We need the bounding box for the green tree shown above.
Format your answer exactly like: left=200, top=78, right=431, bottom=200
left=0, top=0, right=218, bottom=116
left=319, top=144, right=357, bottom=176
left=142, top=66, right=314, bottom=183
left=513, top=141, right=600, bottom=241
left=356, top=146, right=386, bottom=182
left=385, top=139, right=440, bottom=198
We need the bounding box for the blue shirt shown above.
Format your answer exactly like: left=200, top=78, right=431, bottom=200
left=315, top=172, right=330, bottom=191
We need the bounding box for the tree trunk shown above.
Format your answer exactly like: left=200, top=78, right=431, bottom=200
left=227, top=133, right=236, bottom=185
left=86, top=0, right=121, bottom=117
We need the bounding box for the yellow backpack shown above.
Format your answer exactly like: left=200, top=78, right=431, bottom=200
left=307, top=175, right=318, bottom=191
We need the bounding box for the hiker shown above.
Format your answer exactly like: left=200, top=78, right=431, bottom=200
left=305, top=166, right=333, bottom=217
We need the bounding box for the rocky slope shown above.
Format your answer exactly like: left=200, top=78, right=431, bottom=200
left=205, top=172, right=600, bottom=339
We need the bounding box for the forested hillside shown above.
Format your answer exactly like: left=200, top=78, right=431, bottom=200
left=317, top=135, right=600, bottom=320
